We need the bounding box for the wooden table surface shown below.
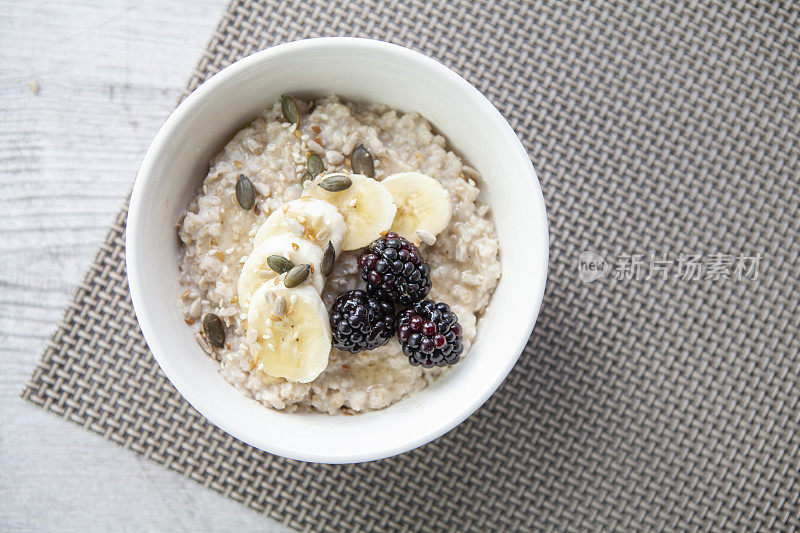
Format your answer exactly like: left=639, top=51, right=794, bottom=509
left=1, top=1, right=287, bottom=530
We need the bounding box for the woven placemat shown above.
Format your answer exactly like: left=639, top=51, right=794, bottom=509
left=22, top=0, right=800, bottom=530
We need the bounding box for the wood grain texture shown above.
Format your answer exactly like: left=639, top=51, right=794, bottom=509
left=0, top=1, right=287, bottom=530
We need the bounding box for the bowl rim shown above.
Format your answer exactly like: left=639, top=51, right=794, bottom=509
left=126, top=36, right=549, bottom=463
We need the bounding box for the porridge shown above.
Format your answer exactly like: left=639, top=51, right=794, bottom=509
left=179, top=95, right=501, bottom=414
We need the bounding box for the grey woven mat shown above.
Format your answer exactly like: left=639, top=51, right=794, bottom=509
left=22, top=0, right=800, bottom=530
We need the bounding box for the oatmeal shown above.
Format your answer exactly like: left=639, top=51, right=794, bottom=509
left=179, top=96, right=501, bottom=414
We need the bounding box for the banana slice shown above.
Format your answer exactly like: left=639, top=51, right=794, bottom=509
left=237, top=235, right=324, bottom=309
left=246, top=284, right=330, bottom=383
left=254, top=198, right=346, bottom=255
left=302, top=173, right=396, bottom=251
left=381, top=172, right=452, bottom=242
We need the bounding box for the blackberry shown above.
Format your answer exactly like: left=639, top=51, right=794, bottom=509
left=397, top=300, right=463, bottom=368
left=359, top=232, right=431, bottom=306
left=330, top=290, right=395, bottom=353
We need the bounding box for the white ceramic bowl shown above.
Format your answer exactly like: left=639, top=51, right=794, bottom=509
left=126, top=37, right=548, bottom=463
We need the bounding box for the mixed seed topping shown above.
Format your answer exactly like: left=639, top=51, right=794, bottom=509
left=188, top=95, right=464, bottom=386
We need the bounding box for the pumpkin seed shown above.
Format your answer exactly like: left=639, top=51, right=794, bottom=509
left=307, top=154, right=324, bottom=177
left=351, top=144, right=374, bottom=178
left=300, top=170, right=313, bottom=186
left=281, top=94, right=299, bottom=124
left=318, top=174, right=352, bottom=192
left=235, top=174, right=255, bottom=210
left=202, top=313, right=226, bottom=348
left=284, top=263, right=310, bottom=288
left=267, top=255, right=294, bottom=274
left=321, top=241, right=335, bottom=277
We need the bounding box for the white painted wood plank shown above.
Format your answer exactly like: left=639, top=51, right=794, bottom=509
left=0, top=1, right=289, bottom=530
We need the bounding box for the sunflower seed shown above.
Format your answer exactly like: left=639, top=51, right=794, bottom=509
left=286, top=218, right=305, bottom=236
left=351, top=144, right=374, bottom=178
left=202, top=313, right=226, bottom=348
left=416, top=229, right=436, bottom=246
left=307, top=153, right=324, bottom=177
left=281, top=94, right=299, bottom=124
left=318, top=174, right=352, bottom=192
left=325, top=150, right=344, bottom=165
left=284, top=263, right=310, bottom=288
left=321, top=241, right=335, bottom=276
left=195, top=332, right=215, bottom=356
left=267, top=255, right=294, bottom=274
left=273, top=295, right=287, bottom=317
left=235, top=174, right=255, bottom=210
